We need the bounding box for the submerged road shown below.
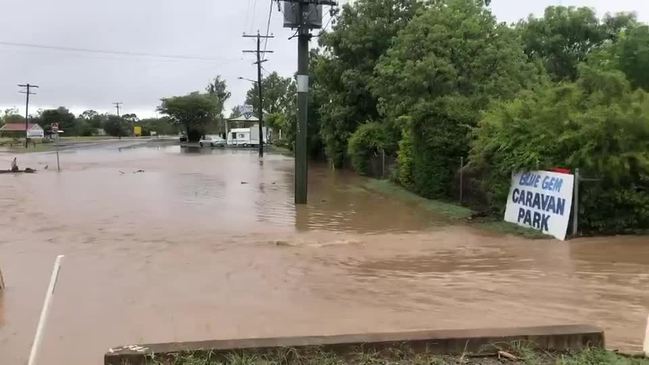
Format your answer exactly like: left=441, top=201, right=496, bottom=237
left=0, top=143, right=647, bottom=364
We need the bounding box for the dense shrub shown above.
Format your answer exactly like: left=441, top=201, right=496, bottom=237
left=372, top=0, right=540, bottom=199
left=471, top=66, right=649, bottom=233
left=347, top=122, right=391, bottom=176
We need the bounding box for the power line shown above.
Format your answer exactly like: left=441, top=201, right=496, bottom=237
left=0, top=41, right=232, bottom=62
left=262, top=0, right=275, bottom=60
left=244, top=0, right=253, bottom=33
left=250, top=0, right=259, bottom=33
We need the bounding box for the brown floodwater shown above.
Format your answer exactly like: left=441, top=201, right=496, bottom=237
left=0, top=141, right=648, bottom=364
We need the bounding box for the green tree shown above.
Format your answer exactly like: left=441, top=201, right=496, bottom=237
left=40, top=107, right=77, bottom=135
left=315, top=0, right=422, bottom=167
left=102, top=116, right=129, bottom=137
left=373, top=0, right=540, bottom=198
left=122, top=113, right=139, bottom=124
left=79, top=110, right=104, bottom=129
left=1, top=108, right=24, bottom=126
left=347, top=122, right=393, bottom=175
left=245, top=72, right=295, bottom=116
left=471, top=66, right=649, bottom=232
left=158, top=92, right=221, bottom=142
left=615, top=25, right=649, bottom=90
left=139, top=117, right=178, bottom=136
left=244, top=72, right=297, bottom=143
left=518, top=6, right=636, bottom=81
left=206, top=76, right=231, bottom=105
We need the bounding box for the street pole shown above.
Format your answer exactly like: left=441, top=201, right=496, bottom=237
left=113, top=102, right=122, bottom=117
left=257, top=32, right=265, bottom=158
left=243, top=33, right=274, bottom=159
left=18, top=83, right=39, bottom=148
left=459, top=157, right=464, bottom=204
left=295, top=16, right=309, bottom=204
left=282, top=0, right=337, bottom=204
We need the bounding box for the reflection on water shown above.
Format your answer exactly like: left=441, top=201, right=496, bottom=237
left=0, top=142, right=648, bottom=364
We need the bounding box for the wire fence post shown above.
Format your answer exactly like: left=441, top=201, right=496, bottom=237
left=381, top=149, right=386, bottom=179
left=572, top=168, right=580, bottom=237
left=459, top=157, right=464, bottom=204
left=55, top=134, right=61, bottom=172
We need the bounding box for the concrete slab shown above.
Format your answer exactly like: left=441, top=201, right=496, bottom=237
left=105, top=325, right=604, bottom=365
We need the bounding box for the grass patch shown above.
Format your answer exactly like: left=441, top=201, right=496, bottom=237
left=364, top=179, right=472, bottom=219
left=474, top=220, right=551, bottom=239
left=144, top=346, right=649, bottom=365
left=364, top=179, right=550, bottom=238
left=0, top=140, right=57, bottom=153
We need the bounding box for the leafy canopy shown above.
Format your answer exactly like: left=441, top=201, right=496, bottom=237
left=372, top=0, right=540, bottom=198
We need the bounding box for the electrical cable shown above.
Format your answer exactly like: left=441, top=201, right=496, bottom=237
left=0, top=41, right=235, bottom=62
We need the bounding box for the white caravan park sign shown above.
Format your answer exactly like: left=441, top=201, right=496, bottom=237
left=504, top=171, right=574, bottom=241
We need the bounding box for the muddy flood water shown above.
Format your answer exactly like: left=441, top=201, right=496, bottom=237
left=0, top=141, right=648, bottom=364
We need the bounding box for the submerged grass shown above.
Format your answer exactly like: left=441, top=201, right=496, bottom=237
left=364, top=179, right=472, bottom=219
left=363, top=179, right=549, bottom=239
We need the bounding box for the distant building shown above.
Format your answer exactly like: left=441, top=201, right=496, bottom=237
left=0, top=123, right=45, bottom=139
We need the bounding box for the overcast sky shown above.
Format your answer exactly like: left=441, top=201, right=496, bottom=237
left=1, top=0, right=647, bottom=118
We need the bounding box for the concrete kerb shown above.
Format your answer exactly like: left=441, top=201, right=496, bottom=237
left=105, top=325, right=604, bottom=365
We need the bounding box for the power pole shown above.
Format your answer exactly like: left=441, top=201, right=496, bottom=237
left=18, top=83, right=39, bottom=148
left=243, top=32, right=274, bottom=158
left=113, top=102, right=123, bottom=117
left=282, top=0, right=337, bottom=204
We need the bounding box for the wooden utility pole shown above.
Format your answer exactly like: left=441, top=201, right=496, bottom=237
left=18, top=83, right=38, bottom=148
left=113, top=102, right=123, bottom=117
left=243, top=32, right=274, bottom=158
left=282, top=0, right=337, bottom=204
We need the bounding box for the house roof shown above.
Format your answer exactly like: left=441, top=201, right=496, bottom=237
left=0, top=123, right=42, bottom=132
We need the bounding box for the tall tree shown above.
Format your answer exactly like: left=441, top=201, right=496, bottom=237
left=122, top=113, right=139, bottom=124
left=615, top=25, right=649, bottom=90
left=102, top=116, right=129, bottom=137
left=158, top=92, right=220, bottom=142
left=244, top=72, right=295, bottom=116
left=1, top=108, right=24, bottom=126
left=40, top=107, right=77, bottom=135
left=79, top=110, right=104, bottom=129
left=315, top=0, right=422, bottom=167
left=518, top=7, right=636, bottom=81
left=206, top=76, right=231, bottom=109
left=373, top=0, right=541, bottom=197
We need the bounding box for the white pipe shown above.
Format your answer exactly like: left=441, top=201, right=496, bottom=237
left=644, top=314, right=649, bottom=357
left=27, top=255, right=64, bottom=365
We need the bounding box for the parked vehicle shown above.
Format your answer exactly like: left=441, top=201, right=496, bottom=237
left=199, top=135, right=226, bottom=147
left=227, top=126, right=268, bottom=147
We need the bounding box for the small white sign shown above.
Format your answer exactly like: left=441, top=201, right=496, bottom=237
left=504, top=171, right=574, bottom=240
left=297, top=75, right=309, bottom=93
left=242, top=104, right=254, bottom=119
